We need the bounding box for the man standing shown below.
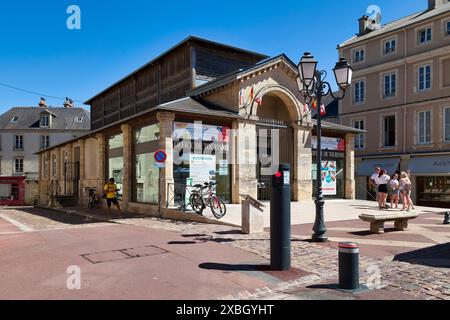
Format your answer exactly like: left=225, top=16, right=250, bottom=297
left=369, top=167, right=381, bottom=208
left=104, top=178, right=123, bottom=218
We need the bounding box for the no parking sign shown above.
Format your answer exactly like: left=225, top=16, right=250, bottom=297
left=154, top=150, right=167, bottom=168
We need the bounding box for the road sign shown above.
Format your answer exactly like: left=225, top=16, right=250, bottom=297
left=154, top=150, right=167, bottom=163
left=155, top=162, right=166, bottom=168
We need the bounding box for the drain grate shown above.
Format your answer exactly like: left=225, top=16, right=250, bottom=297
left=81, top=245, right=169, bottom=264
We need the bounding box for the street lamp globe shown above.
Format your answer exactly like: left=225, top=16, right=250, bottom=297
left=333, top=58, right=353, bottom=90
left=297, top=52, right=318, bottom=87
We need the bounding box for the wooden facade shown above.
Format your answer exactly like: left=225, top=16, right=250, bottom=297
left=87, top=37, right=267, bottom=130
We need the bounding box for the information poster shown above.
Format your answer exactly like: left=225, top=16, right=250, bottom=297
left=322, top=161, right=337, bottom=196
left=189, top=154, right=216, bottom=185
left=311, top=137, right=345, bottom=151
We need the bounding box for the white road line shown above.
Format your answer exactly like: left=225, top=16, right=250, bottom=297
left=0, top=213, right=33, bottom=232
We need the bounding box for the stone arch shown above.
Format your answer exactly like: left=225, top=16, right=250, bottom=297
left=250, top=85, right=303, bottom=122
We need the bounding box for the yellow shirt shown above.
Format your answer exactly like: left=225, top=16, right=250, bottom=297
left=104, top=183, right=117, bottom=199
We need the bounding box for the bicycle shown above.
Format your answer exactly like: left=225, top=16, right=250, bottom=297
left=189, top=182, right=227, bottom=219
left=85, top=187, right=100, bottom=209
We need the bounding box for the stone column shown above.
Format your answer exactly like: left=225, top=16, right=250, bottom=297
left=345, top=133, right=356, bottom=199
left=78, top=139, right=86, bottom=204
left=157, top=112, right=175, bottom=207
left=96, top=133, right=106, bottom=194
left=293, top=124, right=313, bottom=201
left=231, top=120, right=258, bottom=204
left=121, top=124, right=133, bottom=211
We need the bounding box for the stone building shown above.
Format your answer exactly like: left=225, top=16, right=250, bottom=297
left=337, top=0, right=450, bottom=207
left=37, top=36, right=361, bottom=216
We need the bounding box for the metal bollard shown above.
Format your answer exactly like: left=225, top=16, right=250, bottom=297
left=338, top=242, right=360, bottom=290
left=270, top=164, right=291, bottom=271
left=444, top=212, right=450, bottom=225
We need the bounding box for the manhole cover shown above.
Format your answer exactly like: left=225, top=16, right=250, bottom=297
left=82, top=245, right=169, bottom=264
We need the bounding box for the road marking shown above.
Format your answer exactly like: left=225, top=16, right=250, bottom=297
left=0, top=214, right=33, bottom=232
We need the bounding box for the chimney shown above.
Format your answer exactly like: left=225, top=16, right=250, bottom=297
left=63, top=97, right=74, bottom=108
left=428, top=0, right=446, bottom=10
left=358, top=15, right=371, bottom=35
left=38, top=97, right=47, bottom=108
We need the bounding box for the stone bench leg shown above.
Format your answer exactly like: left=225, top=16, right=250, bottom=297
left=394, top=219, right=408, bottom=231
left=370, top=221, right=385, bottom=234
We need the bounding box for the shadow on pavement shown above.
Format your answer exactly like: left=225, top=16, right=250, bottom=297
left=199, top=262, right=270, bottom=272
left=393, top=243, right=450, bottom=268
left=14, top=207, right=102, bottom=225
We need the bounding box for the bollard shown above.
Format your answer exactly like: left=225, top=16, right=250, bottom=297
left=338, top=242, right=360, bottom=290
left=444, top=212, right=450, bottom=225
left=270, top=164, right=291, bottom=271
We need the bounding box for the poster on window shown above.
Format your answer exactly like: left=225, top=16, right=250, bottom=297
left=322, top=161, right=337, bottom=196
left=189, top=154, right=216, bottom=185
left=173, top=122, right=229, bottom=142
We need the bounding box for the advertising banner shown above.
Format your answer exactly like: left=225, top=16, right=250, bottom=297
left=311, top=137, right=345, bottom=151
left=321, top=161, right=337, bottom=196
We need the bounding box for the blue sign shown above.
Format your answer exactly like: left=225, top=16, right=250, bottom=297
left=154, top=150, right=167, bottom=163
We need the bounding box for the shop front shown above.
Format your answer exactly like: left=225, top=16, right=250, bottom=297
left=409, top=154, right=450, bottom=208
left=0, top=176, right=26, bottom=206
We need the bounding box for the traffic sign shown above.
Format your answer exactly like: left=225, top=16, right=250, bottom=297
left=154, top=150, right=167, bottom=163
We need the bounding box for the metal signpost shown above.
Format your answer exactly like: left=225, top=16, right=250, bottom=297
left=154, top=150, right=167, bottom=217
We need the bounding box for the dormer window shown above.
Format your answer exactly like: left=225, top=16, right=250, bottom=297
left=10, top=116, right=19, bottom=123
left=41, top=115, right=50, bottom=127
left=75, top=116, right=83, bottom=123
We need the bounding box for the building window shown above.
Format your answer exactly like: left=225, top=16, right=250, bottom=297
left=14, top=135, right=24, bottom=150
left=383, top=115, right=396, bottom=147
left=43, top=156, right=49, bottom=178
left=384, top=73, right=396, bottom=98
left=418, top=27, right=432, bottom=44
left=52, top=155, right=57, bottom=177
left=354, top=120, right=365, bottom=149
left=75, top=117, right=83, bottom=123
left=10, top=116, right=19, bottom=123
left=354, top=49, right=365, bottom=63
left=445, top=107, right=450, bottom=142
left=134, top=124, right=160, bottom=204
left=107, top=133, right=124, bottom=198
left=447, top=21, right=450, bottom=36
left=40, top=136, right=50, bottom=150
left=41, top=115, right=50, bottom=127
left=14, top=158, right=24, bottom=174
left=353, top=80, right=365, bottom=103
left=418, top=65, right=431, bottom=91
left=418, top=111, right=431, bottom=144
left=384, top=39, right=396, bottom=55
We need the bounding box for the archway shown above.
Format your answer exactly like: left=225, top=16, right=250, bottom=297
left=254, top=89, right=299, bottom=201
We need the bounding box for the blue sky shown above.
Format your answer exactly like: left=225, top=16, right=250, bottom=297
left=0, top=0, right=425, bottom=112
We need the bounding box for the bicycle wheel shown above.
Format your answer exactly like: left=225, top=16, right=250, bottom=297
left=209, top=196, right=226, bottom=219
left=189, top=193, right=205, bottom=215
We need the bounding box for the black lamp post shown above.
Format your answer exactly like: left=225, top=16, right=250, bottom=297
left=296, top=53, right=353, bottom=242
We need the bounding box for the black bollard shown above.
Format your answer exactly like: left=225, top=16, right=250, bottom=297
left=444, top=212, right=450, bottom=225
left=270, top=164, right=291, bottom=271
left=338, top=242, right=360, bottom=290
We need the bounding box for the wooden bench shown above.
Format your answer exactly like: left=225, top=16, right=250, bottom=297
left=359, top=212, right=419, bottom=234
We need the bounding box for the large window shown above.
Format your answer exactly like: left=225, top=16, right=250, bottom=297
left=418, top=65, right=431, bottom=91
left=107, top=133, right=124, bottom=197
left=354, top=80, right=365, bottom=103
left=418, top=27, right=432, bottom=44
left=134, top=124, right=160, bottom=204
left=418, top=111, right=431, bottom=144
left=40, top=136, right=50, bottom=150
left=14, top=158, right=24, bottom=174
left=384, top=73, right=396, bottom=98
left=445, top=107, right=450, bottom=142
left=384, top=115, right=396, bottom=147
left=354, top=120, right=365, bottom=149
left=354, top=49, right=365, bottom=63
left=14, top=135, right=24, bottom=150
left=384, top=39, right=396, bottom=55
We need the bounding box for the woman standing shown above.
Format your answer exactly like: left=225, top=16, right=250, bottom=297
left=400, top=172, right=414, bottom=211
left=377, top=169, right=390, bottom=209
left=389, top=173, right=400, bottom=209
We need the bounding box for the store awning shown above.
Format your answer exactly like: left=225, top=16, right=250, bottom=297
left=357, top=158, right=400, bottom=176
left=408, top=155, right=450, bottom=175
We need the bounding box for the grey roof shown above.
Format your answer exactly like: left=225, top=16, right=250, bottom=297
left=340, top=3, right=450, bottom=47
left=0, top=107, right=91, bottom=130
left=312, top=119, right=366, bottom=134
left=188, top=54, right=298, bottom=97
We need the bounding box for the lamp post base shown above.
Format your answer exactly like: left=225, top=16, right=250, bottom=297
left=312, top=233, right=328, bottom=242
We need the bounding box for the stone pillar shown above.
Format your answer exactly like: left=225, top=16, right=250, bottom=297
left=121, top=124, right=133, bottom=211
left=157, top=112, right=175, bottom=207
left=345, top=133, right=356, bottom=200
left=78, top=139, right=86, bottom=204
left=293, top=124, right=313, bottom=201
left=231, top=120, right=258, bottom=204
left=96, top=133, right=106, bottom=194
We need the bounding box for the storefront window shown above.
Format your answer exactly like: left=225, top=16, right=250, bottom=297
left=107, top=133, right=124, bottom=197
left=134, top=123, right=160, bottom=204
left=417, top=176, right=450, bottom=208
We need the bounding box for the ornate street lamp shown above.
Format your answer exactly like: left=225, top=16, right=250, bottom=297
left=296, top=53, right=353, bottom=242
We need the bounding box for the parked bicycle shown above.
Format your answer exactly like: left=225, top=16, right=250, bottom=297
left=85, top=187, right=100, bottom=209
left=189, top=182, right=227, bottom=219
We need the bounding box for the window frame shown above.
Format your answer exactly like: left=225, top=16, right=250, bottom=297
left=14, top=158, right=24, bottom=174
left=40, top=135, right=50, bottom=150
left=418, top=110, right=432, bottom=145
left=40, top=115, right=50, bottom=128
left=383, top=72, right=397, bottom=98
left=351, top=46, right=366, bottom=65
left=14, top=135, right=24, bottom=151
left=353, top=79, right=365, bottom=104
left=383, top=115, right=396, bottom=147
left=417, top=26, right=432, bottom=45
left=382, top=37, right=397, bottom=56
left=418, top=64, right=432, bottom=92
left=353, top=119, right=365, bottom=149
left=444, top=107, right=450, bottom=143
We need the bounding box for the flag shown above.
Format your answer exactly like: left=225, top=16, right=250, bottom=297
left=320, top=104, right=326, bottom=117
left=303, top=103, right=309, bottom=113
left=239, top=89, right=244, bottom=107
left=312, top=100, right=317, bottom=110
